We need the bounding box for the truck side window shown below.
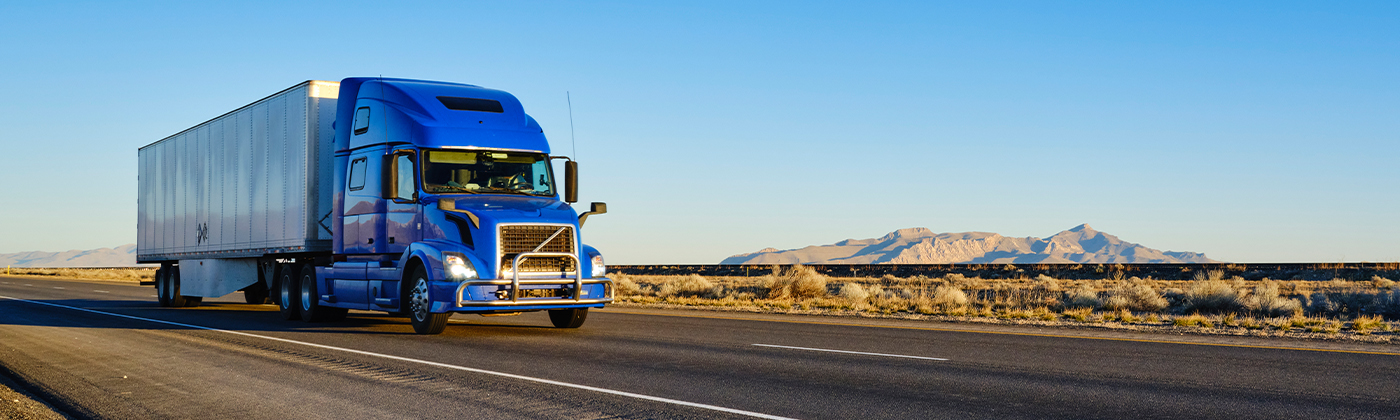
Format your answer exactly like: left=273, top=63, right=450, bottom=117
left=353, top=107, right=371, bottom=135
left=395, top=154, right=416, bottom=201
left=348, top=158, right=367, bottom=190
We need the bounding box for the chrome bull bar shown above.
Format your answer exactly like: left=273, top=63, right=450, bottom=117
left=454, top=252, right=614, bottom=307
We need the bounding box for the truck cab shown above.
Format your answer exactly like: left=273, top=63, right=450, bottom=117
left=288, top=78, right=611, bottom=333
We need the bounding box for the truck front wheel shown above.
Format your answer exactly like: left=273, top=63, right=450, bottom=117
left=407, top=268, right=449, bottom=334
left=548, top=308, right=588, bottom=328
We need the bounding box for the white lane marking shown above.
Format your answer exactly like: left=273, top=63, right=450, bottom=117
left=53, top=287, right=65, bottom=290
left=0, top=296, right=794, bottom=420
left=94, top=290, right=110, bottom=293
left=753, top=344, right=948, bottom=361
left=24, top=284, right=32, bottom=287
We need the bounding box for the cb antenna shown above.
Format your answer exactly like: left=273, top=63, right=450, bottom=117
left=567, top=91, right=577, bottom=160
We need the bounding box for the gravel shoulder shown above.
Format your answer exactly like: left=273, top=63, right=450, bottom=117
left=0, top=366, right=69, bottom=420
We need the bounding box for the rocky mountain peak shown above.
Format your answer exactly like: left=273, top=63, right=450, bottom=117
left=721, top=226, right=1216, bottom=265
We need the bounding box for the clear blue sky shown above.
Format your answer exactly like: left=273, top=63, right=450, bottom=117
left=0, top=1, right=1396, bottom=263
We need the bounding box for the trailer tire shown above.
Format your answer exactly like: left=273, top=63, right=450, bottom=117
left=300, top=265, right=347, bottom=322
left=243, top=282, right=270, bottom=304
left=548, top=308, right=588, bottom=328
left=407, top=268, right=449, bottom=334
left=277, top=265, right=301, bottom=320
left=155, top=267, right=172, bottom=307
left=166, top=267, right=192, bottom=307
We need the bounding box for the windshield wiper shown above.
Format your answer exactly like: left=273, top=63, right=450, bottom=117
left=475, top=187, right=545, bottom=196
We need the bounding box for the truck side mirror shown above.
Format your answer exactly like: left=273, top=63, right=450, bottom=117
left=381, top=154, right=396, bottom=200
left=578, top=202, right=607, bottom=227
left=564, top=160, right=578, bottom=203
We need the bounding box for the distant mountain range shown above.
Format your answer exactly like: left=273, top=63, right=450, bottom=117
left=721, top=224, right=1217, bottom=264
left=0, top=244, right=142, bottom=267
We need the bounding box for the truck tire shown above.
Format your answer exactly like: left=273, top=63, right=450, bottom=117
left=155, top=267, right=171, bottom=307
left=243, top=282, right=270, bottom=304
left=277, top=265, right=301, bottom=320
left=299, top=265, right=347, bottom=322
left=407, top=268, right=449, bottom=334
left=548, top=308, right=588, bottom=328
left=166, top=267, right=192, bottom=307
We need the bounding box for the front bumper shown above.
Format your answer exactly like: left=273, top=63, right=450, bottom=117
left=453, top=252, right=614, bottom=307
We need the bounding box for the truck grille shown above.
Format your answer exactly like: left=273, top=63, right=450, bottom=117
left=499, top=225, right=576, bottom=274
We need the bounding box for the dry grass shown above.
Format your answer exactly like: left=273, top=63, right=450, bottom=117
left=1105, top=281, right=1169, bottom=312
left=658, top=274, right=717, bottom=298
left=1241, top=280, right=1303, bottom=317
left=764, top=266, right=828, bottom=299
left=5, top=267, right=153, bottom=282
left=1351, top=315, right=1389, bottom=334
left=610, top=268, right=1400, bottom=342
left=1174, top=314, right=1214, bottom=328
left=1182, top=279, right=1241, bottom=313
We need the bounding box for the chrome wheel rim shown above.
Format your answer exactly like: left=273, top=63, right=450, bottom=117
left=410, top=278, right=430, bottom=322
left=280, top=274, right=293, bottom=309
left=301, top=274, right=313, bottom=311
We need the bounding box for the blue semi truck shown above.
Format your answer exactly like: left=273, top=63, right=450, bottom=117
left=137, top=78, right=612, bottom=334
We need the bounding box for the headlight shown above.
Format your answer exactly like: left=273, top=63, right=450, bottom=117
left=443, top=252, right=478, bottom=280
left=590, top=254, right=606, bottom=277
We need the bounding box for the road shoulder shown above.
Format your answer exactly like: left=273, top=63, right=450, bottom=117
left=0, top=365, right=69, bottom=420
left=598, top=305, right=1400, bottom=355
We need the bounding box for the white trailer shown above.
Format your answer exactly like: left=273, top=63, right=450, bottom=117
left=137, top=81, right=340, bottom=301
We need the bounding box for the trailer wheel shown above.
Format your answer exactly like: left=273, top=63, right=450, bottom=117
left=407, top=268, right=449, bottom=334
left=155, top=267, right=172, bottom=307
left=300, top=265, right=347, bottom=322
left=166, top=267, right=192, bottom=307
left=548, top=308, right=588, bottom=328
left=277, top=265, right=301, bottom=320
left=243, top=282, right=270, bottom=304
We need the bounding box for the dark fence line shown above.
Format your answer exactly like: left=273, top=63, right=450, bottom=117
left=13, top=264, right=1400, bottom=281
left=612, top=263, right=1400, bottom=281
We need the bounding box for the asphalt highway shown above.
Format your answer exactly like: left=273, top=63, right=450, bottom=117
left=1, top=275, right=1398, bottom=419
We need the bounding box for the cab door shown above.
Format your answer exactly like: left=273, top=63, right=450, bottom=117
left=384, top=148, right=421, bottom=255
left=343, top=148, right=387, bottom=255
left=370, top=148, right=420, bottom=308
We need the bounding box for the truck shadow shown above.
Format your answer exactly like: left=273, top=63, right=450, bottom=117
left=1, top=298, right=404, bottom=334
left=1, top=298, right=563, bottom=334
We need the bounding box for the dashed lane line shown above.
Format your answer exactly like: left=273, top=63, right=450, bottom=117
left=0, top=295, right=795, bottom=420
left=753, top=344, right=948, bottom=361
left=602, top=310, right=1400, bottom=357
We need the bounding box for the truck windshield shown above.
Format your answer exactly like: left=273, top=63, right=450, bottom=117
left=421, top=150, right=555, bottom=197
